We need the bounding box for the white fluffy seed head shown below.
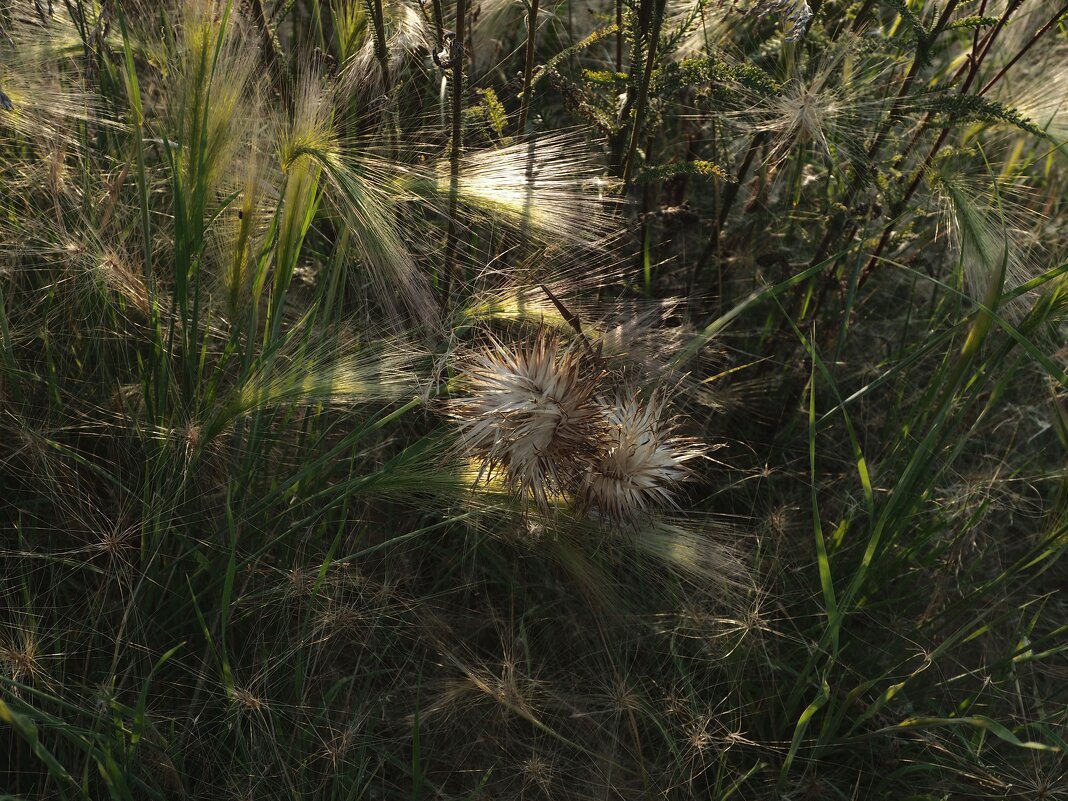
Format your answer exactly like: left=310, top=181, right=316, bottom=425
left=580, top=394, right=702, bottom=527
left=451, top=330, right=604, bottom=513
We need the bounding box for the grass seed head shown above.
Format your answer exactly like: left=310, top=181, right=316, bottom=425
left=452, top=329, right=606, bottom=513
left=338, top=0, right=432, bottom=95
left=440, top=132, right=621, bottom=251
left=580, top=393, right=701, bottom=527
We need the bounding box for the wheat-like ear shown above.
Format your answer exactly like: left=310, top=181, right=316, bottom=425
left=934, top=166, right=1043, bottom=316
left=211, top=131, right=276, bottom=323
left=266, top=69, right=442, bottom=332
left=166, top=0, right=261, bottom=206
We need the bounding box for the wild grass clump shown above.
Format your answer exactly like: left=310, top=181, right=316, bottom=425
left=1, top=0, right=1066, bottom=798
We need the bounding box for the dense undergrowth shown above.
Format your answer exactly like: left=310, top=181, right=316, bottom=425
left=1, top=0, right=1066, bottom=798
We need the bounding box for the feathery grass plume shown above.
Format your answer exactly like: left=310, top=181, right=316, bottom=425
left=4, top=2, right=127, bottom=68
left=733, top=40, right=893, bottom=171
left=0, top=625, right=50, bottom=691
left=933, top=166, right=1043, bottom=314
left=467, top=0, right=527, bottom=76
left=277, top=72, right=424, bottom=330
left=450, top=328, right=606, bottom=513
left=0, top=10, right=110, bottom=150
left=0, top=70, right=100, bottom=148
left=219, top=333, right=424, bottom=426
left=732, top=0, right=813, bottom=41
left=289, top=74, right=440, bottom=330
left=457, top=285, right=570, bottom=328
left=337, top=0, right=432, bottom=95
left=624, top=517, right=748, bottom=592
left=992, top=41, right=1068, bottom=145
left=67, top=236, right=152, bottom=319
left=317, top=146, right=442, bottom=331
left=664, top=0, right=735, bottom=59
left=434, top=130, right=621, bottom=251
left=579, top=392, right=702, bottom=526
left=165, top=0, right=261, bottom=213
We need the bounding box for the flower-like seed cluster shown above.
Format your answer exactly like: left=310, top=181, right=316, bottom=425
left=451, top=330, right=702, bottom=525
left=451, top=331, right=604, bottom=512
left=579, top=395, right=702, bottom=526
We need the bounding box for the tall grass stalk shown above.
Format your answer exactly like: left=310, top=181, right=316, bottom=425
left=442, top=0, right=468, bottom=297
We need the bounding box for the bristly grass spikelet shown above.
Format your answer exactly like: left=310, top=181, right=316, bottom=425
left=223, top=333, right=425, bottom=423
left=450, top=328, right=606, bottom=513
left=933, top=164, right=1045, bottom=314
left=579, top=392, right=703, bottom=527
left=436, top=130, right=622, bottom=251
left=166, top=0, right=261, bottom=206
left=734, top=40, right=894, bottom=172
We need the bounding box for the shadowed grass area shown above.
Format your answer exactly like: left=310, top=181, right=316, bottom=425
left=1, top=1, right=1066, bottom=798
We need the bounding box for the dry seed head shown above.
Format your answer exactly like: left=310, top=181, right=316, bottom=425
left=934, top=168, right=1044, bottom=317
left=580, top=394, right=701, bottom=526
left=0, top=633, right=42, bottom=684
left=519, top=752, right=554, bottom=794
left=440, top=132, right=620, bottom=251
left=451, top=330, right=605, bottom=513
left=93, top=250, right=151, bottom=316
left=231, top=686, right=266, bottom=712
left=167, top=1, right=260, bottom=201
left=339, top=0, right=432, bottom=95
left=737, top=41, right=893, bottom=171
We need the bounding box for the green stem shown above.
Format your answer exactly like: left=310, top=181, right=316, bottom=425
left=621, top=0, right=666, bottom=185
left=443, top=0, right=468, bottom=297
left=516, top=0, right=540, bottom=142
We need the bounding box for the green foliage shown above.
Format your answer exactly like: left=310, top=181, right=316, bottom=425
left=464, top=87, right=510, bottom=143
left=924, top=93, right=1045, bottom=137
left=654, top=56, right=782, bottom=98
left=884, top=0, right=929, bottom=46
left=637, top=159, right=736, bottom=183
left=947, top=15, right=1000, bottom=32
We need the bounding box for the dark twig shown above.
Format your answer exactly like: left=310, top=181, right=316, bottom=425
left=621, top=0, right=667, bottom=185
left=978, top=1, right=1068, bottom=97
left=442, top=0, right=468, bottom=297
left=516, top=0, right=540, bottom=142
